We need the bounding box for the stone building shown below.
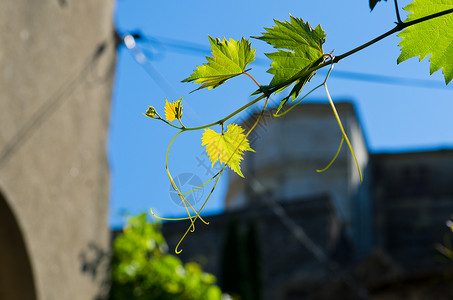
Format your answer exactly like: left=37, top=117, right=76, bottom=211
left=372, top=149, right=453, bottom=269
left=226, top=102, right=371, bottom=258
left=162, top=102, right=453, bottom=299
left=0, top=1, right=115, bottom=299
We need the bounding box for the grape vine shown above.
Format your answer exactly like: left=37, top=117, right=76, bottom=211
left=144, top=0, right=453, bottom=253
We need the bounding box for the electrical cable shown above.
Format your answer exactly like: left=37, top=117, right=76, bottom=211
left=119, top=33, right=178, bottom=98
left=120, top=31, right=449, bottom=90
left=318, top=68, right=447, bottom=89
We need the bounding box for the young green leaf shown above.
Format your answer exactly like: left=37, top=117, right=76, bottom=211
left=201, top=124, right=254, bottom=177
left=164, top=97, right=183, bottom=121
left=182, top=37, right=256, bottom=91
left=255, top=16, right=326, bottom=100
left=397, top=0, right=453, bottom=84
left=144, top=106, right=157, bottom=118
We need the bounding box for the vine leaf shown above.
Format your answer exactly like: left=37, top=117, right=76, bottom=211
left=254, top=16, right=326, bottom=100
left=182, top=37, right=255, bottom=91
left=397, top=0, right=453, bottom=84
left=201, top=124, right=254, bottom=177
left=164, top=97, right=183, bottom=121
left=370, top=0, right=387, bottom=11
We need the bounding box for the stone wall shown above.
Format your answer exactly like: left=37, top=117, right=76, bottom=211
left=371, top=150, right=453, bottom=269
left=0, top=1, right=115, bottom=299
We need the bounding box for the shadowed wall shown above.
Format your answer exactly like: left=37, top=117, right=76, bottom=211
left=0, top=1, right=115, bottom=299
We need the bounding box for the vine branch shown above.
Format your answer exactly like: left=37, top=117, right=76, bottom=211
left=308, top=7, right=453, bottom=73
left=149, top=7, right=453, bottom=136
left=177, top=93, right=267, bottom=131
left=172, top=7, right=453, bottom=134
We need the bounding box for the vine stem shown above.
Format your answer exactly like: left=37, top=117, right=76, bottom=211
left=179, top=93, right=267, bottom=131
left=394, top=0, right=403, bottom=24
left=317, top=136, right=344, bottom=173
left=243, top=71, right=261, bottom=88
left=324, top=82, right=363, bottom=182
left=153, top=113, right=184, bottom=130
left=274, top=58, right=335, bottom=118
left=162, top=130, right=209, bottom=227
left=308, top=7, right=453, bottom=73
left=156, top=72, right=265, bottom=133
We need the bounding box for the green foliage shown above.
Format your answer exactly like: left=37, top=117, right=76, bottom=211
left=397, top=0, right=453, bottom=84
left=182, top=36, right=256, bottom=91
left=110, top=214, right=222, bottom=300
left=370, top=0, right=387, bottom=11
left=255, top=16, right=326, bottom=100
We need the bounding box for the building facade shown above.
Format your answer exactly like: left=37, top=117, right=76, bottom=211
left=0, top=1, right=115, bottom=299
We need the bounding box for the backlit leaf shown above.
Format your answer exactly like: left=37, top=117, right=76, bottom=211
left=201, top=124, right=254, bottom=177
left=397, top=0, right=453, bottom=84
left=255, top=16, right=326, bottom=100
left=164, top=97, right=183, bottom=122
left=182, top=37, right=255, bottom=91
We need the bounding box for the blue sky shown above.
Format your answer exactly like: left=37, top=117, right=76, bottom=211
left=108, top=0, right=452, bottom=228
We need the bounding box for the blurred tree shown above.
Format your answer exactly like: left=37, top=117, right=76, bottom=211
left=110, top=214, right=222, bottom=300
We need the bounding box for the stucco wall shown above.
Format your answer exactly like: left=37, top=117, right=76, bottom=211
left=0, top=1, right=115, bottom=299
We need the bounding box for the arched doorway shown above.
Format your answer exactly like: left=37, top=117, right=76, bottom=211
left=0, top=190, right=37, bottom=300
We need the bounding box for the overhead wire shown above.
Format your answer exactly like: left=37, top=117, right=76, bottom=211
left=119, top=32, right=178, bottom=99
left=318, top=69, right=447, bottom=89
left=121, top=31, right=449, bottom=90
